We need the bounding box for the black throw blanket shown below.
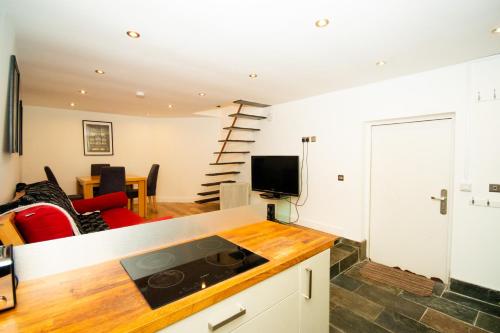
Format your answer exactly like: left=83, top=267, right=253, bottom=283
left=0, top=181, right=109, bottom=234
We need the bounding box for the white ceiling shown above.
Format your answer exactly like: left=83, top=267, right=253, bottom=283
left=3, top=0, right=500, bottom=117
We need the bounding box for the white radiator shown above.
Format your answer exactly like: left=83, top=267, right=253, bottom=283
left=220, top=182, right=250, bottom=210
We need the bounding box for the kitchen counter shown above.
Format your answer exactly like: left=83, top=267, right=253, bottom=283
left=0, top=221, right=336, bottom=332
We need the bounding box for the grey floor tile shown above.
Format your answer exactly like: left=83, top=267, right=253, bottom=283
left=345, top=264, right=402, bottom=295
left=336, top=243, right=357, bottom=253
left=433, top=282, right=446, bottom=296
left=331, top=274, right=363, bottom=292
left=331, top=247, right=352, bottom=264
left=375, top=310, right=439, bottom=333
left=330, top=306, right=390, bottom=333
left=329, top=324, right=345, bottom=333
left=401, top=291, right=478, bottom=324
left=340, top=238, right=361, bottom=248
left=421, top=308, right=490, bottom=333
left=330, top=262, right=340, bottom=278
left=339, top=251, right=358, bottom=272
left=476, top=312, right=500, bottom=333
left=356, top=284, right=426, bottom=320
left=330, top=284, right=384, bottom=320
left=442, top=291, right=500, bottom=317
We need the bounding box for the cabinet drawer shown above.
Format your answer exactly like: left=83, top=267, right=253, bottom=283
left=161, top=265, right=299, bottom=333
left=231, top=292, right=300, bottom=333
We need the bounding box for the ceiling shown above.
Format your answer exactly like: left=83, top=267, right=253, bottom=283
left=3, top=0, right=500, bottom=117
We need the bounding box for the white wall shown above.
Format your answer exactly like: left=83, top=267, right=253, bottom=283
left=244, top=55, right=500, bottom=290
left=0, top=12, right=21, bottom=202
left=21, top=106, right=219, bottom=201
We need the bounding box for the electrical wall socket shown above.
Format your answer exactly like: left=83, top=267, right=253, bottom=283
left=489, top=184, right=500, bottom=193
left=301, top=136, right=317, bottom=142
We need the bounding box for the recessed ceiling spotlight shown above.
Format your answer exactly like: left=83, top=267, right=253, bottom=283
left=70, top=102, right=75, bottom=107
left=79, top=89, right=87, bottom=95
left=198, top=92, right=206, bottom=96
left=95, top=69, right=105, bottom=74
left=492, top=27, right=500, bottom=34
left=168, top=104, right=173, bottom=108
left=127, top=30, right=141, bottom=38
left=249, top=73, right=258, bottom=78
left=315, top=18, right=330, bottom=28
left=376, top=61, right=387, bottom=66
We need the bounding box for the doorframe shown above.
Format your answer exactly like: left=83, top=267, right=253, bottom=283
left=363, top=112, right=456, bottom=282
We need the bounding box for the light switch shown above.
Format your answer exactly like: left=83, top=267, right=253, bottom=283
left=459, top=183, right=472, bottom=192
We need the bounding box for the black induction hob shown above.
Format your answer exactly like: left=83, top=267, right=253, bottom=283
left=120, top=235, right=269, bottom=309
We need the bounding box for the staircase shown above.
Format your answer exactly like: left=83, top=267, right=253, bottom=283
left=195, top=100, right=270, bottom=204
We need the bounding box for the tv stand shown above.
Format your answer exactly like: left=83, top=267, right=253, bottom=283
left=259, top=192, right=284, bottom=199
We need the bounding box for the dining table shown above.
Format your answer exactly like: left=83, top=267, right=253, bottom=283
left=76, top=175, right=147, bottom=217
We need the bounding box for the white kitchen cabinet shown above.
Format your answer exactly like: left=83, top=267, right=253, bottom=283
left=161, top=249, right=330, bottom=333
left=298, top=249, right=330, bottom=333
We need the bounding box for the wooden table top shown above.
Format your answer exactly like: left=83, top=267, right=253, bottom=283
left=77, top=175, right=146, bottom=184
left=0, top=221, right=336, bottom=332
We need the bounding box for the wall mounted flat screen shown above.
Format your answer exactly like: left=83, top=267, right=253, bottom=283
left=251, top=155, right=299, bottom=196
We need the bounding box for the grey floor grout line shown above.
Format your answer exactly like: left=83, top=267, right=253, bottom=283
left=473, top=311, right=480, bottom=326
left=418, top=307, right=429, bottom=322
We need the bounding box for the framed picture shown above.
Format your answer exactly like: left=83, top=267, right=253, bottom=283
left=82, top=120, right=114, bottom=156
left=18, top=100, right=23, bottom=156
left=6, top=55, right=20, bottom=153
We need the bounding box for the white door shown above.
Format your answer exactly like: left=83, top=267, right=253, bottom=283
left=369, top=118, right=453, bottom=281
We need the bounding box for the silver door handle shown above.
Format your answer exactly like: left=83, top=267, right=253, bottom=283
left=303, top=268, right=312, bottom=300
left=430, top=189, right=448, bottom=215
left=208, top=306, right=246, bottom=331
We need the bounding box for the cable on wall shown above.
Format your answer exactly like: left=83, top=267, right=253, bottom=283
left=287, top=139, right=310, bottom=223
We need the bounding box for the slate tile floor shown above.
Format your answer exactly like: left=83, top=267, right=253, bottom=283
left=330, top=262, right=500, bottom=333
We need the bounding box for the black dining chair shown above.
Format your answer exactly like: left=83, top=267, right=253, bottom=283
left=127, top=164, right=160, bottom=211
left=97, top=166, right=126, bottom=196
left=43, top=166, right=83, bottom=200
left=91, top=163, right=110, bottom=176
left=91, top=163, right=110, bottom=196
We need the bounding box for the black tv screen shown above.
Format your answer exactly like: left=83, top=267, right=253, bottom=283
left=251, top=156, right=299, bottom=196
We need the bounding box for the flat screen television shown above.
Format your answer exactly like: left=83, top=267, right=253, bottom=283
left=251, top=155, right=299, bottom=197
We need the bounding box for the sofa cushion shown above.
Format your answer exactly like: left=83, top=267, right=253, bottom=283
left=14, top=205, right=74, bottom=243
left=72, top=192, right=128, bottom=214
left=101, top=208, right=144, bottom=229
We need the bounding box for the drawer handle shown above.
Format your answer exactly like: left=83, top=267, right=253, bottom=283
left=304, top=268, right=312, bottom=300
left=208, top=306, right=246, bottom=331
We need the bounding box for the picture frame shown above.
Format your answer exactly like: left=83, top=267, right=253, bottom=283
left=82, top=120, right=114, bottom=156
left=6, top=55, right=20, bottom=153
left=18, top=100, right=23, bottom=156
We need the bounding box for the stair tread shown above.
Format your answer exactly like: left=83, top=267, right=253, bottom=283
left=213, top=151, right=250, bottom=154
left=201, top=180, right=236, bottom=186
left=210, top=162, right=245, bottom=165
left=206, top=171, right=240, bottom=176
left=195, top=196, right=220, bottom=204
left=197, top=190, right=220, bottom=196
left=233, top=100, right=271, bottom=108
left=224, top=126, right=260, bottom=131
left=218, top=139, right=255, bottom=143
left=228, top=113, right=267, bottom=120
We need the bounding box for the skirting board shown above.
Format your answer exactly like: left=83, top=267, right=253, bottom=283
left=14, top=204, right=266, bottom=281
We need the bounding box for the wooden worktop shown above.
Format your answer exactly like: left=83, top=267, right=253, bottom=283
left=0, top=221, right=336, bottom=332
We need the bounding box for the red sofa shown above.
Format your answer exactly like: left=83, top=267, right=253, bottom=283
left=14, top=192, right=151, bottom=244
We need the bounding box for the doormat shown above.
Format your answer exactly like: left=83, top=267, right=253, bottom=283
left=360, top=261, right=435, bottom=296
